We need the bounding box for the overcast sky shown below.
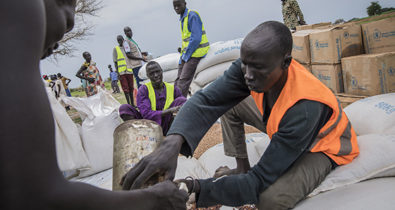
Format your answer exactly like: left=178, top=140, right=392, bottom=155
left=40, top=0, right=394, bottom=88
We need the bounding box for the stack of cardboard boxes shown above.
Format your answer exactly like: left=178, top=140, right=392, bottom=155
left=292, top=17, right=395, bottom=97
left=342, top=17, right=395, bottom=96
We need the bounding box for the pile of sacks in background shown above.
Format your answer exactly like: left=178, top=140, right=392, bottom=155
left=138, top=38, right=243, bottom=95
left=46, top=86, right=121, bottom=178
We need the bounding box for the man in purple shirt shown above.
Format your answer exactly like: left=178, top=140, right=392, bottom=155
left=119, top=61, right=186, bottom=135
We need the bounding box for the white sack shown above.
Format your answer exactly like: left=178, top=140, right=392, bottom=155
left=198, top=133, right=268, bottom=177
left=139, top=53, right=180, bottom=79
left=344, top=93, right=395, bottom=135
left=63, top=90, right=121, bottom=177
left=295, top=177, right=395, bottom=210
left=190, top=81, right=203, bottom=95
left=194, top=61, right=233, bottom=87
left=195, top=38, right=243, bottom=74
left=46, top=87, right=90, bottom=171
left=309, top=134, right=395, bottom=197
left=175, top=156, right=210, bottom=180
left=163, top=69, right=178, bottom=83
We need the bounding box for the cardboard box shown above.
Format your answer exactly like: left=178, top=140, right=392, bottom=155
left=335, top=93, right=367, bottom=108
left=341, top=52, right=395, bottom=96
left=292, top=30, right=316, bottom=64
left=362, top=17, right=395, bottom=54
left=312, top=64, right=344, bottom=93
left=296, top=22, right=332, bottom=31
left=301, top=63, right=312, bottom=73
left=309, top=24, right=364, bottom=64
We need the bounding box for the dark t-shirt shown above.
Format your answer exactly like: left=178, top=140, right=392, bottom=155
left=167, top=59, right=333, bottom=207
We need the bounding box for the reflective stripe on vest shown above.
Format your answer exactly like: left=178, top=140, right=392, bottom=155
left=250, top=60, right=359, bottom=165
left=181, top=9, right=210, bottom=58
left=145, top=82, right=175, bottom=111
left=115, top=46, right=132, bottom=73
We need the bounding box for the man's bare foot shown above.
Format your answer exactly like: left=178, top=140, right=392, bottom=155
left=213, top=166, right=246, bottom=178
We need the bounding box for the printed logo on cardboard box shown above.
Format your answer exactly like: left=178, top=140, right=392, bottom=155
left=388, top=67, right=394, bottom=76
left=314, top=40, right=329, bottom=49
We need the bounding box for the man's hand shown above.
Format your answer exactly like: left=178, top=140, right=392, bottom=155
left=144, top=180, right=189, bottom=210
left=162, top=106, right=181, bottom=116
left=120, top=134, right=185, bottom=190
left=174, top=178, right=201, bottom=195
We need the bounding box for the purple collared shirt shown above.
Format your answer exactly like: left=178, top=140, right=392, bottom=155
left=137, top=83, right=184, bottom=133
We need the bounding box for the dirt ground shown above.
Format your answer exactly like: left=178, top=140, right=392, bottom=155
left=193, top=123, right=261, bottom=158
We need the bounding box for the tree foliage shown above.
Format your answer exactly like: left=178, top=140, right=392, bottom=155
left=367, top=1, right=382, bottom=16
left=53, top=0, right=103, bottom=57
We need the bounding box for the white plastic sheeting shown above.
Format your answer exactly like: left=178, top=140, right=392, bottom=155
left=46, top=87, right=90, bottom=172
left=63, top=90, right=121, bottom=177
left=345, top=93, right=395, bottom=135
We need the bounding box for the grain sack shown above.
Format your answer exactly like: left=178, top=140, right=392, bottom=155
left=309, top=134, right=395, bottom=197
left=46, top=87, right=90, bottom=172
left=139, top=53, right=180, bottom=79
left=175, top=156, right=210, bottom=180
left=195, top=38, right=243, bottom=74
left=163, top=69, right=178, bottom=83
left=190, top=81, right=203, bottom=95
left=198, top=133, right=267, bottom=177
left=63, top=90, right=121, bottom=177
left=194, top=61, right=233, bottom=87
left=344, top=93, right=395, bottom=135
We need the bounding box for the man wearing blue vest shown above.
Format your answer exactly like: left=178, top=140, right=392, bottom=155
left=173, top=0, right=210, bottom=97
left=119, top=61, right=187, bottom=135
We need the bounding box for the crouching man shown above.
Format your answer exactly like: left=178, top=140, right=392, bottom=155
left=120, top=21, right=359, bottom=209
left=119, top=61, right=186, bottom=135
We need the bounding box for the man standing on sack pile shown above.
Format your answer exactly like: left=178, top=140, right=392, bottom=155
left=173, top=0, right=210, bottom=97
left=123, top=26, right=145, bottom=89
left=282, top=0, right=306, bottom=30
left=120, top=21, right=360, bottom=209
left=119, top=61, right=186, bottom=135
left=113, top=35, right=137, bottom=105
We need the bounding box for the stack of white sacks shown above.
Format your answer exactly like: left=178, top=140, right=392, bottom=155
left=138, top=38, right=243, bottom=94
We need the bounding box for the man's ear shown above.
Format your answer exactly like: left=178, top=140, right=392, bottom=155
left=282, top=55, right=292, bottom=69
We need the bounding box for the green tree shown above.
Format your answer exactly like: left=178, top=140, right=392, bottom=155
left=367, top=1, right=382, bottom=16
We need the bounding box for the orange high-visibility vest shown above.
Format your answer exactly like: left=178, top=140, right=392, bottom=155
left=251, top=60, right=359, bottom=165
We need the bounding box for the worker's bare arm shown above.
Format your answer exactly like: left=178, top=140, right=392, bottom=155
left=0, top=1, right=187, bottom=209
left=76, top=66, right=94, bottom=82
